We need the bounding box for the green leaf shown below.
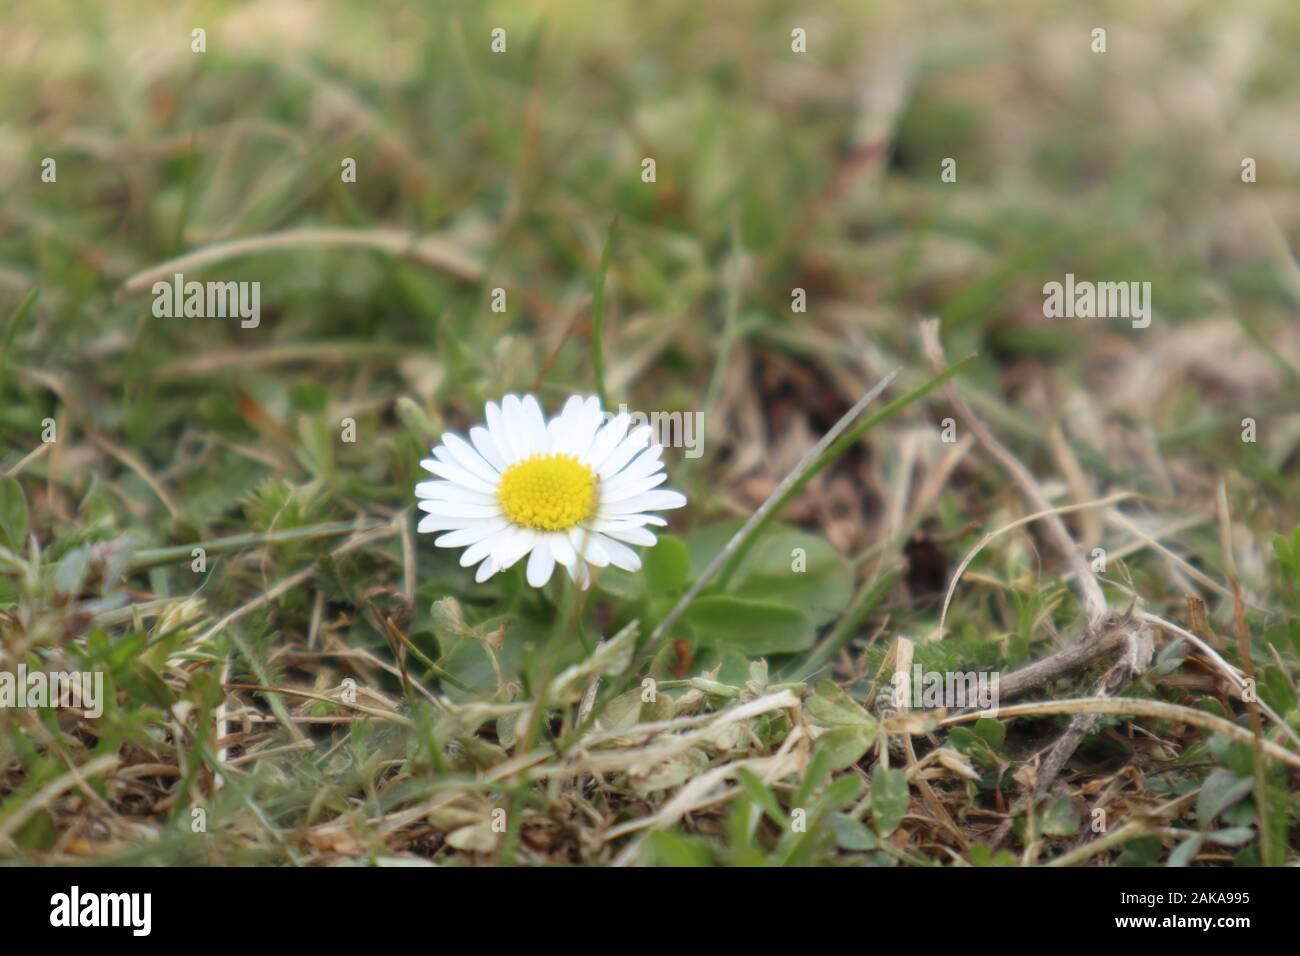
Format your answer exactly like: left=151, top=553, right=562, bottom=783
left=1196, top=768, right=1254, bottom=829
left=1208, top=734, right=1256, bottom=777
left=974, top=717, right=1005, bottom=749
left=831, top=813, right=879, bottom=851
left=947, top=727, right=977, bottom=749
left=0, top=477, right=28, bottom=551
left=643, top=830, right=714, bottom=867
left=870, top=765, right=909, bottom=836
left=687, top=675, right=741, bottom=699
left=53, top=546, right=91, bottom=597
left=1221, top=799, right=1256, bottom=827
left=811, top=774, right=865, bottom=815
left=969, top=843, right=1017, bottom=866
left=1117, top=836, right=1163, bottom=866
left=295, top=416, right=335, bottom=480
left=643, top=534, right=689, bottom=595
left=948, top=722, right=1002, bottom=769
left=1259, top=665, right=1296, bottom=715
left=728, top=530, right=852, bottom=626
left=816, top=725, right=876, bottom=771
left=735, top=767, right=789, bottom=827
left=792, top=744, right=835, bottom=809
left=683, top=521, right=852, bottom=627
left=1039, top=796, right=1081, bottom=836
left=806, top=679, right=874, bottom=727
left=1205, top=826, right=1256, bottom=847
left=1168, top=834, right=1202, bottom=868
left=599, top=689, right=645, bottom=730
left=431, top=614, right=531, bottom=700
left=681, top=594, right=810, bottom=654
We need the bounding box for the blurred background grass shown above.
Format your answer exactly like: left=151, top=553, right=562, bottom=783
left=2, top=0, right=1297, bottom=516
left=1, top=0, right=1299, bottom=864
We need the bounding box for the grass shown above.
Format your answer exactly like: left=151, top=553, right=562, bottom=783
left=0, top=0, right=1298, bottom=866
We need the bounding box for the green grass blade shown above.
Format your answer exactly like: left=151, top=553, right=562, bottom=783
left=0, top=288, right=39, bottom=397
left=590, top=216, right=618, bottom=408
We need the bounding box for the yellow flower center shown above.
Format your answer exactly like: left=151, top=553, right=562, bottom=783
left=496, top=453, right=596, bottom=531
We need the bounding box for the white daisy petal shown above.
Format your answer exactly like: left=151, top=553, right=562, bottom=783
left=600, top=489, right=688, bottom=515
left=564, top=559, right=592, bottom=589
left=418, top=509, right=488, bottom=530
left=526, top=539, right=556, bottom=587
left=547, top=395, right=585, bottom=454
left=595, top=522, right=658, bottom=547
left=598, top=425, right=654, bottom=479
left=593, top=533, right=641, bottom=572
left=600, top=471, right=668, bottom=503
left=571, top=527, right=610, bottom=567
left=425, top=515, right=505, bottom=535
left=609, top=445, right=665, bottom=483
left=501, top=395, right=535, bottom=457
left=521, top=394, right=548, bottom=437
left=419, top=514, right=476, bottom=534
left=420, top=457, right=498, bottom=496
left=460, top=534, right=503, bottom=568
left=414, top=480, right=498, bottom=506
left=602, top=513, right=668, bottom=528
left=548, top=531, right=576, bottom=567
left=443, top=432, right=501, bottom=483
left=485, top=401, right=522, bottom=464
left=493, top=527, right=538, bottom=570
left=435, top=519, right=509, bottom=548
left=583, top=411, right=630, bottom=469
left=567, top=396, right=603, bottom=461
left=470, top=424, right=508, bottom=473
left=475, top=556, right=500, bottom=583
left=418, top=499, right=502, bottom=519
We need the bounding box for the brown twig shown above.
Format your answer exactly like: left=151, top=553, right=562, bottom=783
left=1217, top=480, right=1274, bottom=865
left=920, top=320, right=1107, bottom=627
left=920, top=319, right=1155, bottom=848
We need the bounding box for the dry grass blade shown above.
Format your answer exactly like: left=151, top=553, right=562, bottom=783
left=920, top=319, right=1108, bottom=627
left=118, top=226, right=485, bottom=294
left=939, top=492, right=1134, bottom=638
left=940, top=698, right=1300, bottom=772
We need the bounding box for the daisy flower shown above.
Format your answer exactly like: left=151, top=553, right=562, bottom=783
left=415, top=394, right=688, bottom=588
